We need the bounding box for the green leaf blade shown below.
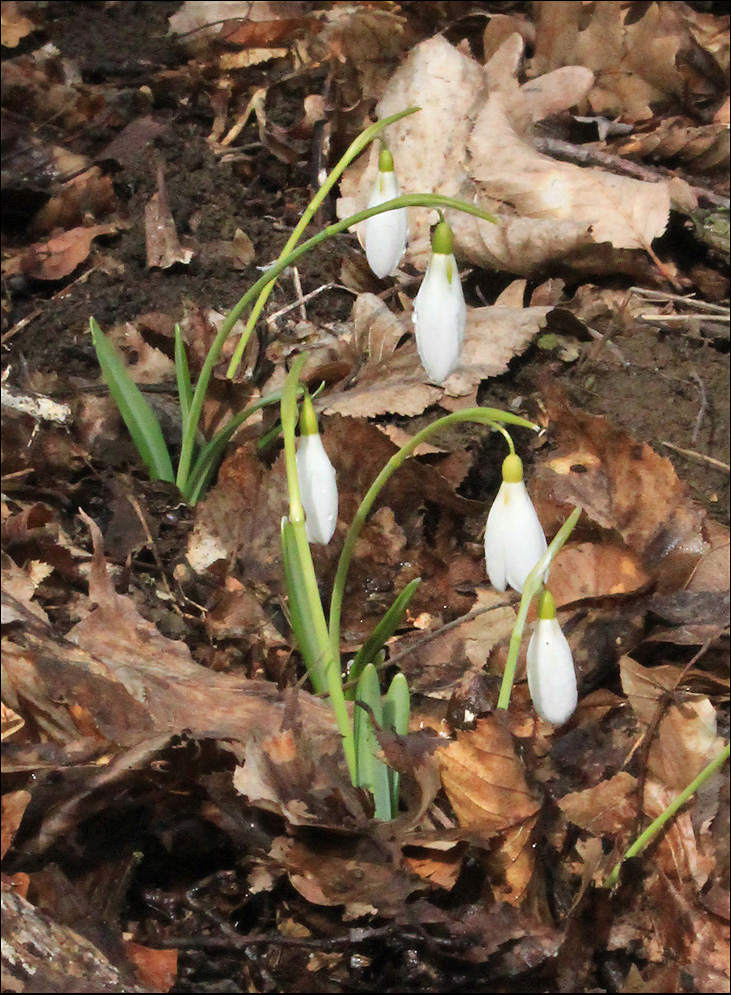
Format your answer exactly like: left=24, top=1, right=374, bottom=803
left=90, top=318, right=175, bottom=483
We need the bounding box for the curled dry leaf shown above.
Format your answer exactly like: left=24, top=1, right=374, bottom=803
left=438, top=717, right=541, bottom=904
left=338, top=34, right=670, bottom=277
left=547, top=541, right=650, bottom=607
left=531, top=1, right=688, bottom=122
left=145, top=166, right=194, bottom=269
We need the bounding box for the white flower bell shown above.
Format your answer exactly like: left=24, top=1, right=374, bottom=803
left=412, top=220, right=466, bottom=384
left=527, top=589, right=578, bottom=726
left=364, top=147, right=407, bottom=279
left=295, top=395, right=338, bottom=545
left=485, top=452, right=547, bottom=593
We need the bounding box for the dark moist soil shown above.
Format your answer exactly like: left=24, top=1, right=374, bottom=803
left=2, top=3, right=729, bottom=994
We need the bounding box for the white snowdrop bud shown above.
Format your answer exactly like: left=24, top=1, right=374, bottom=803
left=412, top=220, right=466, bottom=384
left=484, top=453, right=547, bottom=593
left=295, top=395, right=338, bottom=545
left=364, top=147, right=407, bottom=279
left=527, top=589, right=578, bottom=726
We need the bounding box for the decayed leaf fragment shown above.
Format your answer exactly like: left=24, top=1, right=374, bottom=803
left=438, top=717, right=541, bottom=903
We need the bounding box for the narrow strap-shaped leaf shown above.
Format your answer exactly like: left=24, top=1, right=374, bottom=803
left=90, top=318, right=175, bottom=483
left=346, top=578, right=421, bottom=699
left=383, top=672, right=410, bottom=815
left=354, top=664, right=391, bottom=820
left=281, top=517, right=328, bottom=695
left=174, top=323, right=193, bottom=427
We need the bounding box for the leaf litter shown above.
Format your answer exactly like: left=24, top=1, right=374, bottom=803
left=1, top=2, right=729, bottom=992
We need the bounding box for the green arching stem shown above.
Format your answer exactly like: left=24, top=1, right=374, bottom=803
left=225, top=106, right=420, bottom=380
left=493, top=424, right=515, bottom=455
left=496, top=506, right=582, bottom=711
left=176, top=192, right=499, bottom=493
left=281, top=357, right=306, bottom=524
left=603, top=742, right=730, bottom=890
left=327, top=408, right=539, bottom=661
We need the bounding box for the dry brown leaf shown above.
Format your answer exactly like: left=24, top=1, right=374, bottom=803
left=558, top=771, right=638, bottom=838
left=620, top=656, right=726, bottom=791
left=403, top=845, right=464, bottom=891
left=320, top=293, right=550, bottom=414
left=548, top=542, right=650, bottom=607
left=269, top=835, right=422, bottom=917
left=614, top=117, right=730, bottom=173
left=531, top=1, right=687, bottom=122
left=145, top=166, right=194, bottom=269
left=439, top=717, right=541, bottom=903
left=643, top=779, right=715, bottom=888
left=233, top=713, right=365, bottom=828
left=1, top=2, right=37, bottom=47
left=3, top=223, right=121, bottom=281
left=534, top=389, right=707, bottom=582
left=169, top=1, right=311, bottom=37
left=1, top=789, right=31, bottom=859
left=123, top=942, right=178, bottom=994
left=338, top=34, right=670, bottom=278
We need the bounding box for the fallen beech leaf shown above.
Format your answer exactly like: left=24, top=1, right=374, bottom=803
left=620, top=656, right=726, bottom=790
left=1, top=2, right=37, bottom=47
left=531, top=1, right=687, bottom=122
left=338, top=34, right=670, bottom=277
left=1, top=790, right=32, bottom=858
left=534, top=389, right=707, bottom=581
left=439, top=717, right=541, bottom=903
left=123, top=942, right=178, bottom=994
left=145, top=166, right=194, bottom=269
left=643, top=779, right=715, bottom=888
left=548, top=541, right=650, bottom=607
left=269, top=835, right=422, bottom=916
left=558, top=771, right=638, bottom=838
left=403, top=845, right=464, bottom=890
left=169, top=1, right=312, bottom=37
left=6, top=223, right=120, bottom=281
left=320, top=293, right=551, bottom=413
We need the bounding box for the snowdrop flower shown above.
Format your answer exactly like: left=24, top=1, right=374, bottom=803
left=364, top=147, right=407, bottom=279
left=485, top=452, right=547, bottom=593
left=527, top=589, right=578, bottom=726
left=295, top=395, right=338, bottom=544
left=412, top=220, right=466, bottom=384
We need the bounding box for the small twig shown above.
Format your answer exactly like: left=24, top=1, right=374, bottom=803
left=660, top=441, right=730, bottom=473
left=126, top=493, right=181, bottom=614
left=581, top=324, right=630, bottom=367
left=639, top=312, right=730, bottom=325
left=265, top=282, right=357, bottom=325
left=631, top=287, right=730, bottom=314
left=291, top=265, right=307, bottom=322
left=690, top=372, right=708, bottom=446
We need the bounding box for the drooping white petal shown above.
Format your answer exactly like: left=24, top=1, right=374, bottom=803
left=484, top=480, right=547, bottom=593
left=412, top=253, right=466, bottom=384
left=295, top=434, right=338, bottom=544
left=526, top=616, right=578, bottom=725
left=364, top=171, right=407, bottom=279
